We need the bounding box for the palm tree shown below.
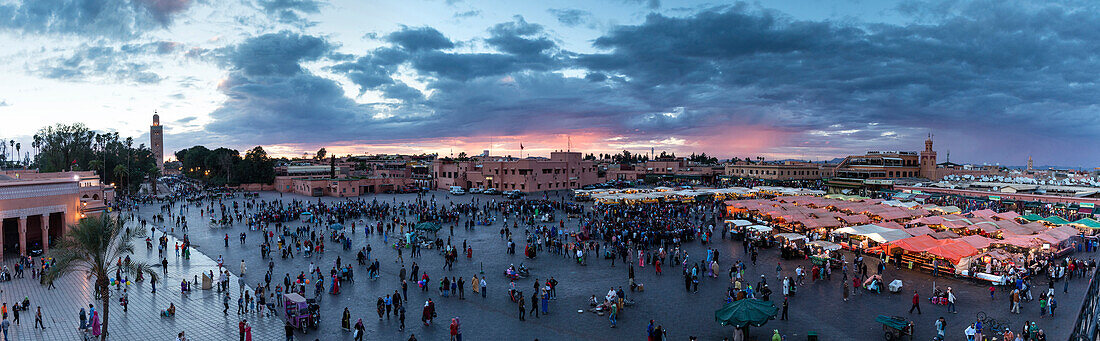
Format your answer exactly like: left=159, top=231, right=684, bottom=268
left=113, top=164, right=128, bottom=193
left=14, top=142, right=20, bottom=168
left=43, top=215, right=157, bottom=341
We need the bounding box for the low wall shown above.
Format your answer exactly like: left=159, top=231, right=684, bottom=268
left=233, top=183, right=275, bottom=191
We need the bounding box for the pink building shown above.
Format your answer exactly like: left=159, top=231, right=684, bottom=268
left=0, top=170, right=113, bottom=259
left=433, top=152, right=599, bottom=192
left=273, top=176, right=411, bottom=197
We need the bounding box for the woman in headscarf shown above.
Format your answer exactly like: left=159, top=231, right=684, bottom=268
left=342, top=307, right=351, bottom=330
left=354, top=318, right=365, bottom=341
left=422, top=301, right=432, bottom=325
left=449, top=317, right=461, bottom=341
left=91, top=311, right=101, bottom=336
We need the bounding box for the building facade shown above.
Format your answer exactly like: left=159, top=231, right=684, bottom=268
left=723, top=162, right=825, bottom=180
left=433, top=152, right=599, bottom=191
left=274, top=176, right=411, bottom=197
left=0, top=171, right=113, bottom=259
left=605, top=159, right=723, bottom=184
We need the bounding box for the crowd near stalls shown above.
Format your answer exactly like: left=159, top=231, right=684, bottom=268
left=722, top=191, right=1098, bottom=287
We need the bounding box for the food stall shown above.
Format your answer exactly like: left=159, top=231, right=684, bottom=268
left=775, top=233, right=808, bottom=259
left=746, top=225, right=774, bottom=247
left=725, top=219, right=753, bottom=240
left=809, top=240, right=842, bottom=267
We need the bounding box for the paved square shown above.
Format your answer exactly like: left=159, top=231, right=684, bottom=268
left=0, top=190, right=1090, bottom=340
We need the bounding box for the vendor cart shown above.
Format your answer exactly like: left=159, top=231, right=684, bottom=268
left=875, top=315, right=913, bottom=341
left=284, top=293, right=320, bottom=332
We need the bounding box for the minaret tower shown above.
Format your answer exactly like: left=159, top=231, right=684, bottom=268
left=919, top=133, right=937, bottom=179
left=151, top=112, right=164, bottom=172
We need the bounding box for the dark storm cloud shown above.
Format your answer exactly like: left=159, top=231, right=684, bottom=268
left=198, top=1, right=1100, bottom=165
left=548, top=8, right=592, bottom=27
left=573, top=2, right=1100, bottom=163
left=486, top=16, right=556, bottom=56
left=222, top=31, right=331, bottom=77
left=256, top=0, right=322, bottom=26
left=0, top=0, right=193, bottom=39
left=385, top=26, right=455, bottom=52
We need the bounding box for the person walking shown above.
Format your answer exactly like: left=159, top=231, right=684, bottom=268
left=947, top=288, right=957, bottom=313
left=1050, top=294, right=1058, bottom=317
left=530, top=291, right=540, bottom=318
left=480, top=277, right=487, bottom=298
left=1011, top=289, right=1021, bottom=314
left=354, top=318, right=365, bottom=341
left=909, top=291, right=922, bottom=314
left=518, top=295, right=526, bottom=321
left=34, top=306, right=44, bottom=329
left=609, top=301, right=618, bottom=328
left=843, top=281, right=849, bottom=301
left=399, top=304, right=406, bottom=331
left=780, top=297, right=789, bottom=320
left=449, top=317, right=462, bottom=341
left=934, top=317, right=946, bottom=341
left=458, top=277, right=465, bottom=299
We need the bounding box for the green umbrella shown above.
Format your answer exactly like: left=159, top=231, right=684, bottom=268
left=714, top=299, right=778, bottom=328
left=415, top=222, right=442, bottom=232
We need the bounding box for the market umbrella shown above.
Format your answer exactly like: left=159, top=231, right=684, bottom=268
left=714, top=299, right=778, bottom=328
left=328, top=223, right=344, bottom=230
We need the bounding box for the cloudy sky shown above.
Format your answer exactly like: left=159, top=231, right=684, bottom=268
left=0, top=0, right=1097, bottom=166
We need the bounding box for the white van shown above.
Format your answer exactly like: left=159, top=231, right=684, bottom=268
left=449, top=186, right=466, bottom=195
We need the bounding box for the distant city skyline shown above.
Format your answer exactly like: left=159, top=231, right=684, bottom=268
left=2, top=1, right=1099, bottom=167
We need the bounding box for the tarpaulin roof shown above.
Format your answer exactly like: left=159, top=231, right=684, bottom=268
left=959, top=235, right=995, bottom=249
left=929, top=230, right=961, bottom=239
left=1040, top=216, right=1072, bottom=225
left=877, top=221, right=905, bottom=230
left=996, top=235, right=1039, bottom=248
left=725, top=219, right=753, bottom=227
left=836, top=224, right=913, bottom=243
left=809, top=240, right=841, bottom=251
left=1020, top=214, right=1045, bottom=221
left=888, top=235, right=942, bottom=252
left=969, top=209, right=997, bottom=218
left=1072, top=218, right=1100, bottom=229
left=993, top=211, right=1021, bottom=221
left=904, top=226, right=935, bottom=237
left=839, top=214, right=870, bottom=224
left=925, top=241, right=979, bottom=263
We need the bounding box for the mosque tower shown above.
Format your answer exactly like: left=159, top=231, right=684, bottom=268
left=919, top=134, right=937, bottom=180
left=151, top=112, right=164, bottom=172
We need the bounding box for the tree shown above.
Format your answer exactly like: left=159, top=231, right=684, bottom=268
left=113, top=164, right=128, bottom=188
left=14, top=142, right=20, bottom=167
left=44, top=215, right=158, bottom=341
left=316, top=147, right=327, bottom=160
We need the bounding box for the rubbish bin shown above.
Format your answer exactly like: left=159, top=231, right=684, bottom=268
left=807, top=331, right=818, bottom=341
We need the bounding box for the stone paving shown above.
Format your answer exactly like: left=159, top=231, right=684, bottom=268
left=0, top=220, right=283, bottom=341
left=0, top=190, right=1092, bottom=340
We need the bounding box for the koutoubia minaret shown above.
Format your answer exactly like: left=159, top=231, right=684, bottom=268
left=151, top=112, right=164, bottom=172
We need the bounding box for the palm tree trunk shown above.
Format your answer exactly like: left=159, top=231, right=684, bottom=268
left=99, top=280, right=110, bottom=341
